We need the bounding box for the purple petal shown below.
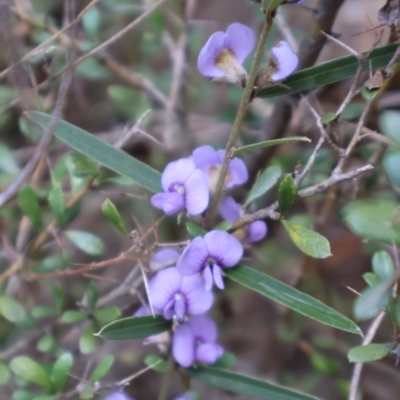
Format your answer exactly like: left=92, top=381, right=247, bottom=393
left=214, top=344, right=225, bottom=358
left=174, top=295, right=186, bottom=320
left=181, top=275, right=214, bottom=315
left=134, top=305, right=150, bottom=317
left=151, top=193, right=166, bottom=210
left=224, top=23, right=255, bottom=64
left=173, top=324, right=195, bottom=367
left=220, top=197, right=241, bottom=222
left=227, top=157, right=248, bottom=187
left=197, top=31, right=226, bottom=78
left=105, top=392, right=135, bottom=400
left=203, top=266, right=213, bottom=291
left=212, top=265, right=225, bottom=290
left=245, top=221, right=267, bottom=243
left=159, top=192, right=185, bottom=215
left=177, top=237, right=209, bottom=276
left=191, top=146, right=219, bottom=173
left=195, top=343, right=219, bottom=364
left=149, top=248, right=180, bottom=271
left=271, top=41, right=299, bottom=82
left=204, top=230, right=243, bottom=268
left=149, top=267, right=182, bottom=312
left=163, top=298, right=175, bottom=320
left=161, top=158, right=196, bottom=191
left=216, top=149, right=225, bottom=164
left=184, top=169, right=209, bottom=215
left=188, top=314, right=218, bottom=343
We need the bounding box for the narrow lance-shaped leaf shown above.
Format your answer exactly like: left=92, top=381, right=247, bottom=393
left=282, top=220, right=331, bottom=259
left=348, top=342, right=397, bottom=363
left=18, top=185, right=42, bottom=229
left=225, top=265, right=361, bottom=335
left=51, top=353, right=74, bottom=392
left=26, top=111, right=162, bottom=193
left=89, top=356, right=114, bottom=382
left=233, top=137, right=311, bottom=156
left=186, top=366, right=320, bottom=400
left=257, top=44, right=400, bottom=99
left=48, top=181, right=65, bottom=225
left=102, top=198, right=128, bottom=234
left=246, top=165, right=282, bottom=204
left=96, top=315, right=172, bottom=340
left=278, top=174, right=297, bottom=215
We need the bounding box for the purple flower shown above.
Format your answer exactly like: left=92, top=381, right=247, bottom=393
left=197, top=23, right=255, bottom=85
left=173, top=315, right=224, bottom=367
left=105, top=392, right=134, bottom=400
left=151, top=158, right=209, bottom=216
left=149, top=248, right=180, bottom=271
left=191, top=145, right=248, bottom=191
left=220, top=197, right=267, bottom=243
left=176, top=230, right=243, bottom=290
left=270, top=41, right=298, bottom=81
left=149, top=267, right=213, bottom=321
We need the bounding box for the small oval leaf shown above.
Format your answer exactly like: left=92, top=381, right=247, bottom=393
left=278, top=174, right=297, bottom=215
left=65, top=230, right=104, bottom=255
left=247, top=165, right=282, bottom=204
left=348, top=343, right=397, bottom=363
left=51, top=353, right=73, bottom=392
left=10, top=357, right=52, bottom=389
left=372, top=251, right=395, bottom=281
left=89, top=355, right=114, bottom=382
left=101, top=198, right=128, bottom=234
left=18, top=185, right=42, bottom=229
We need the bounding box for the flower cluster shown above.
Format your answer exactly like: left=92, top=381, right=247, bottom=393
left=105, top=391, right=195, bottom=400
left=196, top=22, right=299, bottom=87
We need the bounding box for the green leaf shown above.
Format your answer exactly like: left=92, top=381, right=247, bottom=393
left=278, top=174, right=296, bottom=215
left=361, top=86, right=379, bottom=100
left=225, top=265, right=361, bottom=334
left=53, top=285, right=65, bottom=314
left=320, top=112, right=336, bottom=124
left=383, top=151, right=400, bottom=189
left=342, top=199, right=400, bottom=242
left=10, top=357, right=52, bottom=389
left=26, top=112, right=162, bottom=193
left=18, top=185, right=42, bottom=229
left=214, top=221, right=232, bottom=231
left=282, top=220, right=331, bottom=259
left=0, top=144, right=20, bottom=175
left=379, top=110, right=400, bottom=146
left=257, top=44, right=400, bottom=99
left=0, top=363, right=11, bottom=385
left=79, top=385, right=94, bottom=399
left=213, top=352, right=237, bottom=369
left=37, top=333, right=54, bottom=352
left=31, top=305, right=55, bottom=319
left=310, top=353, right=339, bottom=374
left=372, top=251, right=395, bottom=281
left=96, top=315, right=172, bottom=340
left=186, top=221, right=207, bottom=237
left=233, top=137, right=310, bottom=156
left=0, top=294, right=26, bottom=323
left=246, top=165, right=282, bottom=204
left=48, top=182, right=65, bottom=225
left=144, top=355, right=168, bottom=372
left=363, top=272, right=379, bottom=287
left=51, top=353, right=73, bottom=392
left=69, top=152, right=98, bottom=177
left=82, top=5, right=101, bottom=39
left=101, top=198, right=128, bottom=234
left=80, top=324, right=97, bottom=354
left=354, top=280, right=392, bottom=321
left=267, top=0, right=285, bottom=10
left=62, top=310, right=87, bottom=323
left=89, top=355, right=114, bottom=382
left=93, top=307, right=121, bottom=327
left=12, top=390, right=33, bottom=400
left=65, top=230, right=104, bottom=255
left=185, top=366, right=320, bottom=400
left=348, top=342, right=397, bottom=363
left=84, top=281, right=98, bottom=311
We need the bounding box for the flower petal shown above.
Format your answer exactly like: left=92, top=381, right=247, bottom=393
left=204, top=230, right=243, bottom=267
left=150, top=193, right=166, bottom=210
left=220, top=196, right=241, bottom=222
left=149, top=248, right=180, bottom=271
left=184, top=169, right=209, bottom=215
left=105, top=392, right=135, bottom=400
left=161, top=158, right=196, bottom=191
left=227, top=157, right=248, bottom=187
left=173, top=324, right=195, bottom=367
left=174, top=295, right=186, bottom=321
left=181, top=275, right=214, bottom=315
left=191, top=145, right=219, bottom=173
left=203, top=266, right=214, bottom=291
left=188, top=314, right=218, bottom=343
left=177, top=237, right=209, bottom=276
left=212, top=264, right=225, bottom=290
left=224, top=23, right=255, bottom=64
left=245, top=221, right=267, bottom=243
left=149, top=267, right=182, bottom=312
left=197, top=31, right=226, bottom=78
left=160, top=192, right=185, bottom=215
left=196, top=343, right=219, bottom=364
left=271, top=41, right=299, bottom=82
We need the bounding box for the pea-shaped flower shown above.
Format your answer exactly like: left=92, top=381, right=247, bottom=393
left=191, top=145, right=248, bottom=192
left=177, top=230, right=243, bottom=290
left=197, top=23, right=255, bottom=86
left=149, top=267, right=213, bottom=321
left=173, top=315, right=224, bottom=367
left=151, top=158, right=209, bottom=216
left=149, top=248, right=180, bottom=271
left=270, top=41, right=299, bottom=81
left=220, top=197, right=267, bottom=243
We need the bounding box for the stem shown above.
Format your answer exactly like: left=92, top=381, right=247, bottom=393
left=157, top=353, right=175, bottom=400
left=205, top=11, right=274, bottom=228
